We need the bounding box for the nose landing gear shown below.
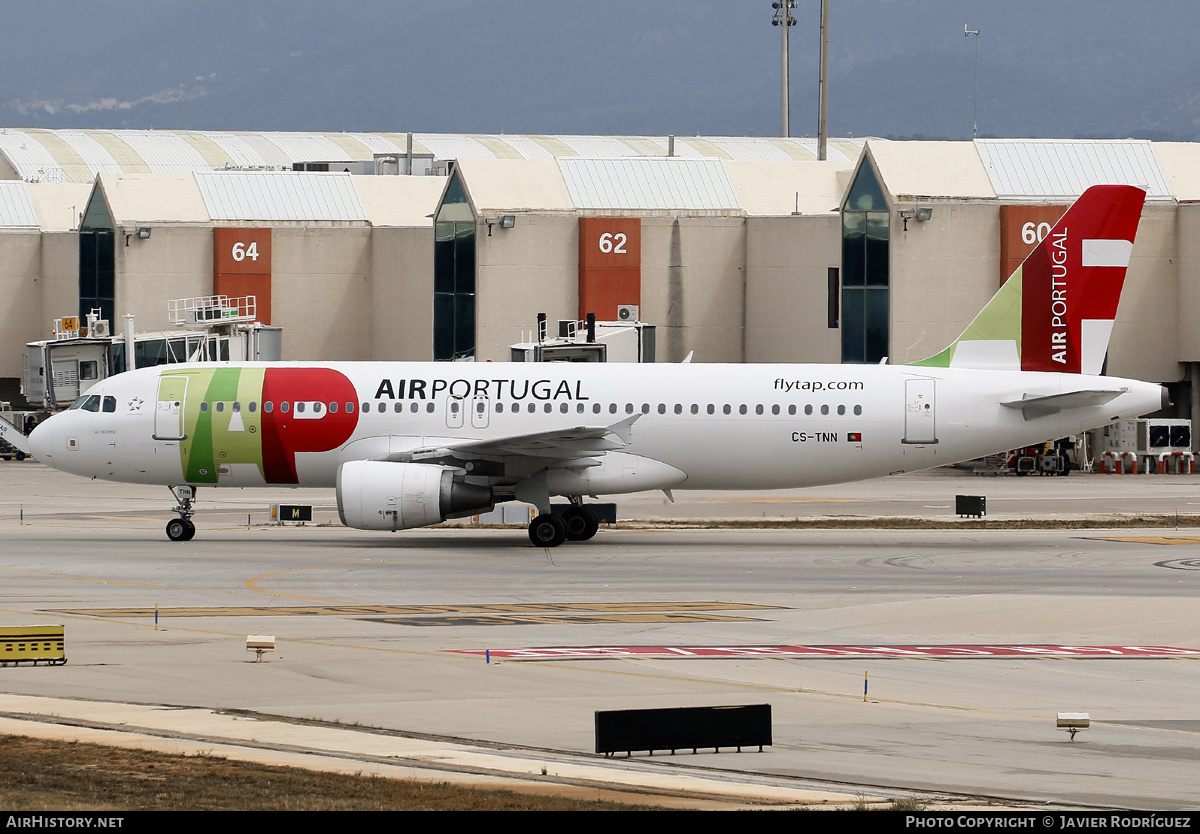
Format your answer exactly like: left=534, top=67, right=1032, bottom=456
left=166, top=485, right=197, bottom=541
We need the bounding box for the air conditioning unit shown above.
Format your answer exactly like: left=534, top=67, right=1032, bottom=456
left=617, top=305, right=639, bottom=322
left=90, top=320, right=111, bottom=338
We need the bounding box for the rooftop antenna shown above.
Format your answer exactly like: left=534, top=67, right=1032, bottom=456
left=965, top=25, right=980, bottom=139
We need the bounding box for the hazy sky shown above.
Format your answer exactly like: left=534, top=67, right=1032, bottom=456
left=3, top=1, right=1197, bottom=140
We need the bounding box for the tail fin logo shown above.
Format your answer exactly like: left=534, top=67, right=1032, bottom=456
left=910, top=184, right=1145, bottom=374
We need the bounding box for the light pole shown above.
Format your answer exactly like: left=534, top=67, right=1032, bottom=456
left=964, top=25, right=980, bottom=139
left=772, top=0, right=797, bottom=137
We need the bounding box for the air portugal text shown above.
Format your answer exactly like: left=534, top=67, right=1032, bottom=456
left=1050, top=227, right=1069, bottom=365
left=373, top=378, right=589, bottom=401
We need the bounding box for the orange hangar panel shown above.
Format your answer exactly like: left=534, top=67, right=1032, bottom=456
left=578, top=217, right=641, bottom=320
left=999, top=205, right=1066, bottom=286
left=213, top=228, right=273, bottom=324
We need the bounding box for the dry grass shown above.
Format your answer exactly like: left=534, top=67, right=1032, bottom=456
left=0, top=735, right=666, bottom=811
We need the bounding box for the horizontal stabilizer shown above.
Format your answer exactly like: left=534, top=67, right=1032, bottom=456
left=1000, top=388, right=1128, bottom=420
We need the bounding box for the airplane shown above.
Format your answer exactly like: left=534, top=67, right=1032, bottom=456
left=28, top=184, right=1166, bottom=547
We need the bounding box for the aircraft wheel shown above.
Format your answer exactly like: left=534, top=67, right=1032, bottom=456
left=181, top=519, right=196, bottom=540
left=563, top=507, right=599, bottom=541
left=166, top=518, right=189, bottom=542
left=528, top=513, right=567, bottom=548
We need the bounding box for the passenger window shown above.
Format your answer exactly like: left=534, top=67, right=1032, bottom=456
left=739, top=405, right=747, bottom=415
left=837, top=405, right=846, bottom=416
left=706, top=404, right=714, bottom=415
left=294, top=402, right=303, bottom=414
left=690, top=404, right=699, bottom=414
left=657, top=404, right=666, bottom=414
left=723, top=404, right=731, bottom=415
left=771, top=405, right=780, bottom=415
left=511, top=403, right=520, bottom=413
left=426, top=402, right=434, bottom=413
left=642, top=404, right=650, bottom=414
left=360, top=402, right=368, bottom=412
left=673, top=404, right=682, bottom=414
left=854, top=405, right=862, bottom=415
left=264, top=401, right=273, bottom=413
left=593, top=403, right=602, bottom=414
left=200, top=401, right=209, bottom=413
left=346, top=402, right=355, bottom=413
left=626, top=403, right=634, bottom=414
left=312, top=402, right=323, bottom=414
left=410, top=402, right=419, bottom=413
left=788, top=405, right=796, bottom=415
left=281, top=402, right=291, bottom=413
left=804, top=405, right=813, bottom=416
left=755, top=405, right=764, bottom=415
left=577, top=403, right=585, bottom=414
left=495, top=403, right=504, bottom=413
left=560, top=403, right=569, bottom=413
left=609, top=403, right=618, bottom=414
left=528, top=403, right=536, bottom=413
left=329, top=402, right=338, bottom=414
left=377, top=402, right=385, bottom=414
left=248, top=402, right=257, bottom=413
left=544, top=403, right=552, bottom=413
left=820, top=405, right=829, bottom=415
left=232, top=401, right=241, bottom=412
left=394, top=402, right=403, bottom=413
left=216, top=402, right=226, bottom=413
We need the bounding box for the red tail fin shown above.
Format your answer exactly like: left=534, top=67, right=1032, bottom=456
left=1020, top=184, right=1145, bottom=373
left=910, top=184, right=1145, bottom=373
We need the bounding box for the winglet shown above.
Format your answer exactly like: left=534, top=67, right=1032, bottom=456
left=909, top=184, right=1146, bottom=374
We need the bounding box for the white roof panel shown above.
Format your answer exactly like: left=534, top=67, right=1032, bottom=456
left=976, top=139, right=1172, bottom=200
left=115, top=132, right=212, bottom=173
left=492, top=135, right=556, bottom=160
left=0, top=180, right=40, bottom=227
left=415, top=135, right=498, bottom=160
left=195, top=171, right=367, bottom=222
left=560, top=158, right=741, bottom=211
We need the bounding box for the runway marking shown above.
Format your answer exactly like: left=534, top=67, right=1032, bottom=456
left=360, top=613, right=763, bottom=627
left=46, top=601, right=780, bottom=618
left=1088, top=536, right=1200, bottom=545
left=452, top=644, right=1200, bottom=661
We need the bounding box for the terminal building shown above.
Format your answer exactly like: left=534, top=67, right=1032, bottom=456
left=1, top=129, right=1199, bottom=430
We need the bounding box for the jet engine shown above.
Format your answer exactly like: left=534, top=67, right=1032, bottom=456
left=336, top=461, right=494, bottom=531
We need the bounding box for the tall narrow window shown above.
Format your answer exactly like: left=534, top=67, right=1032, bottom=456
left=841, top=159, right=889, bottom=364
left=79, top=189, right=115, bottom=326
left=433, top=171, right=476, bottom=361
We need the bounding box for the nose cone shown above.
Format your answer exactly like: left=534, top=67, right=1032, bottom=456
left=28, top=418, right=55, bottom=466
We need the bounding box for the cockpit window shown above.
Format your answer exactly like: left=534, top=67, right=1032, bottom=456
left=79, top=395, right=101, bottom=412
left=102, top=396, right=116, bottom=413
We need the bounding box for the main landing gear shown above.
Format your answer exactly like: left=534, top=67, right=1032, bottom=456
left=166, top=485, right=197, bottom=542
left=527, top=501, right=600, bottom=548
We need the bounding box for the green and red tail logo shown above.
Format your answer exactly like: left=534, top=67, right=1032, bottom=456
left=910, top=184, right=1145, bottom=374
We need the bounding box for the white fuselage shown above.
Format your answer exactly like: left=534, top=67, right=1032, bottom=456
left=30, top=361, right=1165, bottom=496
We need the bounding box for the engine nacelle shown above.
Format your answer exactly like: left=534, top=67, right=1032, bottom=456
left=336, top=461, right=494, bottom=531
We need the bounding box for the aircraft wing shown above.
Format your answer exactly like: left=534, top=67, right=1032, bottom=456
left=392, top=414, right=640, bottom=471
left=1000, top=388, right=1128, bottom=420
